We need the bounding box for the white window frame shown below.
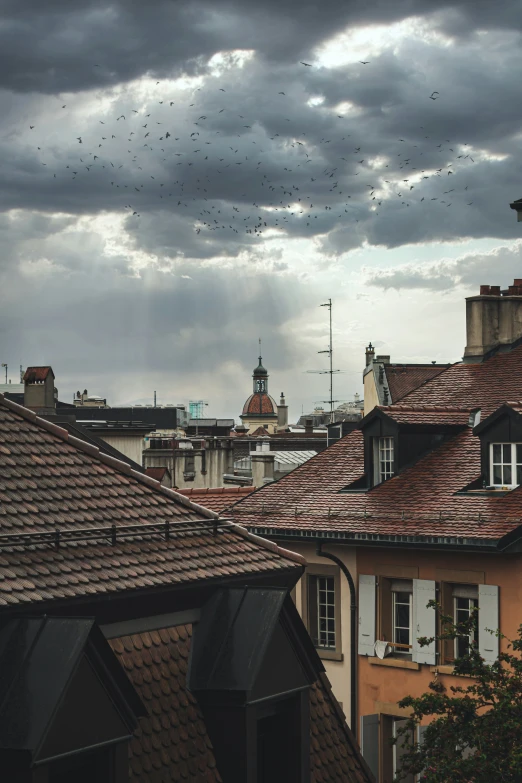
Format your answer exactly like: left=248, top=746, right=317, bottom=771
left=373, top=436, right=395, bottom=485
left=454, top=595, right=478, bottom=659
left=490, top=442, right=522, bottom=487
left=392, top=589, right=412, bottom=655
left=314, top=575, right=336, bottom=650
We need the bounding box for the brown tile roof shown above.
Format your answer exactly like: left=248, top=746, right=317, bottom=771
left=250, top=426, right=271, bottom=437
left=0, top=394, right=305, bottom=607
left=22, top=366, right=53, bottom=382
left=377, top=404, right=472, bottom=426
left=144, top=467, right=170, bottom=482
left=110, top=625, right=222, bottom=783
left=242, top=393, right=277, bottom=415
left=110, top=625, right=374, bottom=783
left=399, top=342, right=522, bottom=416
left=177, top=487, right=255, bottom=513
left=384, top=364, right=448, bottom=402
left=230, top=429, right=522, bottom=543
left=311, top=673, right=375, bottom=783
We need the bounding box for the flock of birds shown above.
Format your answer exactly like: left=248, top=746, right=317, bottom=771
left=27, top=60, right=477, bottom=238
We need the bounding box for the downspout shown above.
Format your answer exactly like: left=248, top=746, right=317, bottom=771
left=316, top=542, right=357, bottom=732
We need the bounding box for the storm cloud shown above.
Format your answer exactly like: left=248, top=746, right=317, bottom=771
left=2, top=0, right=522, bottom=415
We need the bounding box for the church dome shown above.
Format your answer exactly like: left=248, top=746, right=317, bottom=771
left=253, top=357, right=268, bottom=376
left=242, top=392, right=278, bottom=416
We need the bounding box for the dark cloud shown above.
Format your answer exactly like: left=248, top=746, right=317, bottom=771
left=3, top=0, right=522, bottom=414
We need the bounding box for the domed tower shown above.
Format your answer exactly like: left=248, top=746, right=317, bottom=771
left=240, top=353, right=279, bottom=434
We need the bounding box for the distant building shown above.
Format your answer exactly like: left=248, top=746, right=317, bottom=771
left=240, top=354, right=288, bottom=434
left=362, top=342, right=450, bottom=415
left=73, top=389, right=108, bottom=407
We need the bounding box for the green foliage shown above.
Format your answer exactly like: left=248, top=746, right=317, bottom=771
left=392, top=603, right=522, bottom=782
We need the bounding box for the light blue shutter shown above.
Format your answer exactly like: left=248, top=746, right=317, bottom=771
left=360, top=713, right=379, bottom=780
left=478, top=584, right=499, bottom=664
left=412, top=579, right=436, bottom=664
left=358, top=575, right=376, bottom=656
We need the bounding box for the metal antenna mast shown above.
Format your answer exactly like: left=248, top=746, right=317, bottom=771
left=306, top=299, right=341, bottom=423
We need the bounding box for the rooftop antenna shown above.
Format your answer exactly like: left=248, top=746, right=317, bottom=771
left=306, top=299, right=341, bottom=422
left=154, top=390, right=157, bottom=408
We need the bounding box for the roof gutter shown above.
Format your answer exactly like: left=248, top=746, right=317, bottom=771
left=247, top=526, right=501, bottom=552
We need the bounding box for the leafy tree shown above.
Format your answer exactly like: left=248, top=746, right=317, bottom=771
left=392, top=602, right=522, bottom=783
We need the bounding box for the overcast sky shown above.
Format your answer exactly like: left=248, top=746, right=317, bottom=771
left=2, top=0, right=522, bottom=419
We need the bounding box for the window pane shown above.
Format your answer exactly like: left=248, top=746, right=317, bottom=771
left=492, top=444, right=501, bottom=463
left=504, top=465, right=512, bottom=485
left=396, top=605, right=410, bottom=628
left=493, top=465, right=502, bottom=484
left=396, top=628, right=410, bottom=645
left=517, top=444, right=522, bottom=464
left=503, top=444, right=511, bottom=463
left=517, top=465, right=522, bottom=486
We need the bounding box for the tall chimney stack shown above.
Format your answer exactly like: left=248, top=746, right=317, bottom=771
left=464, top=280, right=522, bottom=362
left=365, top=342, right=375, bottom=367
left=23, top=367, right=56, bottom=414
left=277, top=392, right=288, bottom=428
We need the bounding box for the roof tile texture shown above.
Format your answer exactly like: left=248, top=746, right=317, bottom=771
left=242, top=393, right=277, bottom=416
left=377, top=404, right=472, bottom=426
left=110, top=625, right=222, bottom=783
left=230, top=428, right=522, bottom=541
left=385, top=364, right=448, bottom=402
left=110, top=625, right=373, bottom=783
left=177, top=487, right=255, bottom=513
left=0, top=398, right=301, bottom=606
left=400, top=343, right=522, bottom=416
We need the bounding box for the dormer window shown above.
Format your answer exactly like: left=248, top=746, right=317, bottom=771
left=490, top=443, right=522, bottom=487
left=373, top=436, right=394, bottom=485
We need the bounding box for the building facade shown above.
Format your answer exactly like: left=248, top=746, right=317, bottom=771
left=228, top=279, right=522, bottom=782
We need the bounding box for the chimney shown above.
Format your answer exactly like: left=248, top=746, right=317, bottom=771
left=304, top=418, right=314, bottom=435
left=277, top=391, right=288, bottom=428
left=375, top=355, right=391, bottom=364
left=23, top=367, right=56, bottom=414
left=464, top=280, right=522, bottom=362
left=251, top=451, right=275, bottom=488
left=365, top=342, right=375, bottom=367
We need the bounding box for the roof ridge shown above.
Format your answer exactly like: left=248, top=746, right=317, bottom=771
left=0, top=393, right=219, bottom=522
left=0, top=393, right=305, bottom=569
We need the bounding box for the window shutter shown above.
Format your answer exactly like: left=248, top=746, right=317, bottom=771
left=478, top=584, right=499, bottom=664
left=360, top=713, right=379, bottom=780
left=412, top=579, right=436, bottom=664
left=418, top=725, right=428, bottom=746
left=358, top=575, right=376, bottom=656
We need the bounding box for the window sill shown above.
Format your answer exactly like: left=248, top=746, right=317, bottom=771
left=368, top=656, right=420, bottom=670
left=317, top=649, right=344, bottom=662
left=429, top=664, right=455, bottom=674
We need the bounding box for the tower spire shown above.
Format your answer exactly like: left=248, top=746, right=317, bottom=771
left=258, top=337, right=262, bottom=361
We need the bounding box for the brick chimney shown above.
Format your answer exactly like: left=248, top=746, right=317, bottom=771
left=464, top=280, right=522, bottom=362
left=23, top=367, right=56, bottom=414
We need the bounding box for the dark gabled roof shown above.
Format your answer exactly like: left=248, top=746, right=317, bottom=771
left=110, top=622, right=374, bottom=783
left=188, top=587, right=319, bottom=695
left=0, top=617, right=144, bottom=762
left=473, top=401, right=522, bottom=435
left=0, top=393, right=305, bottom=608
left=384, top=363, right=449, bottom=402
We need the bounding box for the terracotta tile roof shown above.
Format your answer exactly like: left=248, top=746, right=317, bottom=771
left=230, top=429, right=522, bottom=543
left=144, top=467, right=169, bottom=482
left=400, top=342, right=522, bottom=416
left=250, top=426, right=271, bottom=437
left=177, top=487, right=255, bottom=513
left=310, top=673, right=375, bottom=783
left=377, top=404, right=472, bottom=426
left=110, top=625, right=222, bottom=783
left=242, top=393, right=277, bottom=416
left=384, top=364, right=448, bottom=402
left=22, top=366, right=53, bottom=382
left=110, top=625, right=374, bottom=783
left=0, top=394, right=305, bottom=607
